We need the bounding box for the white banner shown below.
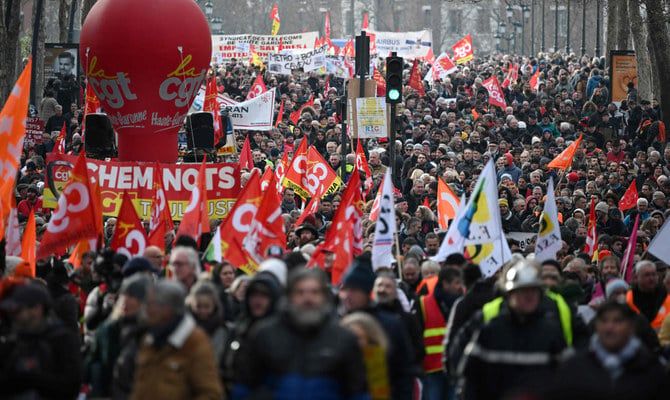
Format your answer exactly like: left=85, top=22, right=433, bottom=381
left=325, top=56, right=353, bottom=79
left=211, top=32, right=319, bottom=62
left=268, top=46, right=327, bottom=75
left=370, top=30, right=432, bottom=59
left=506, top=232, right=537, bottom=252
left=356, top=97, right=388, bottom=138
left=191, top=88, right=276, bottom=131
left=372, top=168, right=396, bottom=270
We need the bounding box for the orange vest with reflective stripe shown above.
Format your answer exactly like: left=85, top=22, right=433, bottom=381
left=626, top=290, right=670, bottom=330
left=420, top=276, right=447, bottom=373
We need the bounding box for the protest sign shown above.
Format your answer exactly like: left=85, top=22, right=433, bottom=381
left=24, top=117, right=45, bottom=148
left=268, top=46, right=326, bottom=74
left=325, top=56, right=354, bottom=79
left=191, top=87, right=276, bottom=131
left=369, top=30, right=432, bottom=59
left=211, top=32, right=319, bottom=62
left=43, top=153, right=241, bottom=220
left=356, top=97, right=388, bottom=139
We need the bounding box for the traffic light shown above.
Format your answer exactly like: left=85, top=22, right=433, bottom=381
left=385, top=55, right=403, bottom=104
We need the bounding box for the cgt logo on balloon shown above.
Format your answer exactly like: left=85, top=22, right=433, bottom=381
left=87, top=56, right=138, bottom=109
left=155, top=55, right=207, bottom=129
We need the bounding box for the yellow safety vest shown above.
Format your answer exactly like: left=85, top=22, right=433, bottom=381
left=482, top=292, right=573, bottom=346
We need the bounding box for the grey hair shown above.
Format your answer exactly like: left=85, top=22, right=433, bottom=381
left=152, top=280, right=187, bottom=315
left=187, top=280, right=223, bottom=318
left=170, top=246, right=201, bottom=274
left=634, top=260, right=656, bottom=275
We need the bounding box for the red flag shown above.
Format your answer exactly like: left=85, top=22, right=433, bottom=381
left=408, top=59, right=425, bottom=96
left=362, top=12, right=369, bottom=30
left=324, top=11, right=331, bottom=40
left=451, top=34, right=474, bottom=64
left=269, top=3, right=280, bottom=35
left=275, top=151, right=289, bottom=192
left=424, top=47, right=436, bottom=63
left=355, top=139, right=373, bottom=194
left=324, top=75, right=331, bottom=95
left=373, top=67, right=386, bottom=97
left=38, top=153, right=98, bottom=259
left=82, top=84, right=101, bottom=135
left=204, top=77, right=224, bottom=145
left=618, top=179, right=638, bottom=211
left=620, top=214, right=640, bottom=282
left=259, top=167, right=274, bottom=191
left=275, top=99, right=285, bottom=127
left=282, top=139, right=309, bottom=194
left=583, top=198, right=597, bottom=256
left=295, top=196, right=321, bottom=227
left=289, top=95, right=314, bottom=125
left=246, top=75, right=267, bottom=100
left=502, top=63, right=519, bottom=89
left=54, top=122, right=67, bottom=154
left=244, top=174, right=286, bottom=261
left=431, top=52, right=457, bottom=81
left=369, top=179, right=384, bottom=222
left=342, top=39, right=355, bottom=58
left=110, top=192, right=149, bottom=258
left=422, top=197, right=430, bottom=208
left=529, top=69, right=540, bottom=92
left=176, top=157, right=210, bottom=241
left=20, top=211, right=36, bottom=277
left=148, top=164, right=174, bottom=249
left=547, top=135, right=583, bottom=170
left=239, top=135, right=254, bottom=170
left=481, top=76, right=507, bottom=109
left=278, top=37, right=285, bottom=52
left=220, top=171, right=262, bottom=274
left=308, top=172, right=363, bottom=283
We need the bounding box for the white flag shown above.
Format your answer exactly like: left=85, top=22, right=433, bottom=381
left=648, top=218, right=670, bottom=264
left=534, top=178, right=562, bottom=262
left=372, top=168, right=396, bottom=270
left=431, top=195, right=467, bottom=262
left=470, top=229, right=513, bottom=277
left=461, top=160, right=503, bottom=245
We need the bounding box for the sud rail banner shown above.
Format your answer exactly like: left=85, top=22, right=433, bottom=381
left=43, top=153, right=241, bottom=220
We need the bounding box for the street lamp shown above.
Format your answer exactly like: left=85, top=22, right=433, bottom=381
left=523, top=4, right=531, bottom=18
left=500, top=21, right=507, bottom=34
left=494, top=33, right=502, bottom=52
left=211, top=17, right=223, bottom=34
left=506, top=4, right=514, bottom=19
left=205, top=0, right=213, bottom=18
left=566, top=0, right=571, bottom=53
left=514, top=22, right=522, bottom=54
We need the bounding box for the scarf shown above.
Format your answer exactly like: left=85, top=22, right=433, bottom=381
left=589, top=334, right=640, bottom=380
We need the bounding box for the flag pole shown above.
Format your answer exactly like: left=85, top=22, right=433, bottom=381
left=394, top=228, right=402, bottom=278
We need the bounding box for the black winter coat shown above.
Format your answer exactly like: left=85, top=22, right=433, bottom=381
left=547, top=345, right=669, bottom=400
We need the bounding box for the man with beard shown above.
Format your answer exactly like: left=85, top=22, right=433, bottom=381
left=234, top=269, right=369, bottom=399
left=626, top=261, right=670, bottom=331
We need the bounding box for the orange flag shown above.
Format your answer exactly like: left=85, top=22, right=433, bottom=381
left=220, top=170, right=262, bottom=274
left=68, top=239, right=96, bottom=268
left=0, top=59, right=32, bottom=225
left=148, top=164, right=173, bottom=250
left=529, top=69, right=540, bottom=92
left=408, top=59, right=425, bottom=96
left=20, top=211, right=36, bottom=277
left=110, top=192, right=148, bottom=258
left=38, top=153, right=98, bottom=259
left=239, top=135, right=254, bottom=170
left=618, top=179, right=639, bottom=211
left=176, top=157, right=210, bottom=242
left=547, top=135, right=582, bottom=170
left=259, top=167, right=275, bottom=191
left=437, top=179, right=460, bottom=230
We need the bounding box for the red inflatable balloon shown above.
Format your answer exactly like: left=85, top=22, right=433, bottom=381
left=80, top=0, right=211, bottom=162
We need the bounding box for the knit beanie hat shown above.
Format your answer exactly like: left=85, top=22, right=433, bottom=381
left=341, top=254, right=376, bottom=293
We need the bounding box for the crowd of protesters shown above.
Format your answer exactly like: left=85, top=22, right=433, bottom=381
left=2, top=48, right=670, bottom=400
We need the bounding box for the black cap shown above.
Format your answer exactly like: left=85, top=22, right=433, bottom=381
left=341, top=254, right=376, bottom=293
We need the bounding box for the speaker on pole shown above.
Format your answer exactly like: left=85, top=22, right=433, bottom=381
left=84, top=113, right=117, bottom=159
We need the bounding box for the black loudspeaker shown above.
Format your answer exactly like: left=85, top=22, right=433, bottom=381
left=186, top=112, right=214, bottom=150
left=84, top=113, right=117, bottom=159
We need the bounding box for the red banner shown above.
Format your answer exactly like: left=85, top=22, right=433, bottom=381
left=43, top=153, right=240, bottom=220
